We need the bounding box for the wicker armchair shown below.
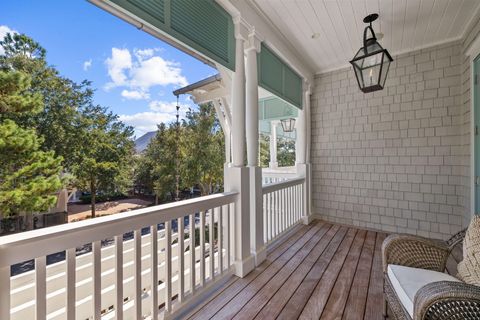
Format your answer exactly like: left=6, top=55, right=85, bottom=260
left=382, top=229, right=480, bottom=320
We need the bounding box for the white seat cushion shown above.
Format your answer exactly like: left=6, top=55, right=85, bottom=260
left=387, top=264, right=460, bottom=318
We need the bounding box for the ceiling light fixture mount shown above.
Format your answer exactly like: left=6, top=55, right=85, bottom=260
left=350, top=13, right=393, bottom=93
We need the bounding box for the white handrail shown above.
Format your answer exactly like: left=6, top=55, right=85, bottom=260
left=262, top=177, right=305, bottom=194
left=1, top=192, right=238, bottom=320
left=0, top=192, right=237, bottom=268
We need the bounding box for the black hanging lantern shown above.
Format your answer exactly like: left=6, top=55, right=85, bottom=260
left=280, top=118, right=296, bottom=133
left=350, top=14, right=393, bottom=93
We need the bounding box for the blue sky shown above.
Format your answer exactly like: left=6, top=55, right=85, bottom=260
left=0, top=0, right=216, bottom=138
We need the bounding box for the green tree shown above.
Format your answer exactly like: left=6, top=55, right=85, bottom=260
left=138, top=123, right=179, bottom=204
left=182, top=103, right=224, bottom=195
left=0, top=70, right=63, bottom=217
left=277, top=137, right=296, bottom=167
left=259, top=133, right=270, bottom=168
left=0, top=32, right=94, bottom=170
left=72, top=105, right=134, bottom=217
left=135, top=103, right=225, bottom=201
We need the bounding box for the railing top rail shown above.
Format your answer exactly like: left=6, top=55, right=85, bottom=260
left=0, top=192, right=238, bottom=268
left=262, top=177, right=305, bottom=194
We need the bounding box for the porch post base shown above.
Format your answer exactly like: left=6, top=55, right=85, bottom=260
left=234, top=254, right=255, bottom=277
left=253, top=245, right=267, bottom=266
left=302, top=214, right=314, bottom=225
left=225, top=166, right=254, bottom=278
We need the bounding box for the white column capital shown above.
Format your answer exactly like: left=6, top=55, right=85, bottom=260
left=233, top=17, right=250, bottom=41
left=245, top=30, right=262, bottom=53
left=303, top=79, right=312, bottom=94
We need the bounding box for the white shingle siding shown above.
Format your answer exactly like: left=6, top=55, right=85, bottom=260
left=311, top=41, right=468, bottom=239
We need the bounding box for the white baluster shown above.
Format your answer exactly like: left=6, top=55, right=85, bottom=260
left=0, top=265, right=10, bottom=320
left=134, top=230, right=142, bottom=319
left=66, top=248, right=76, bottom=320
left=200, top=211, right=206, bottom=286
left=165, top=220, right=172, bottom=312
left=178, top=217, right=184, bottom=302
left=268, top=193, right=272, bottom=242
left=218, top=206, right=223, bottom=273
left=113, top=235, right=123, bottom=320
left=263, top=194, right=267, bottom=243
left=93, top=241, right=101, bottom=320
left=189, top=214, right=196, bottom=295
left=209, top=208, right=215, bottom=280
left=35, top=256, right=47, bottom=320
left=150, top=225, right=158, bottom=320
left=226, top=204, right=231, bottom=268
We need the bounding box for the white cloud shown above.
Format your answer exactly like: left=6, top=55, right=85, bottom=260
left=121, top=89, right=150, bottom=100
left=83, top=59, right=92, bottom=71
left=120, top=100, right=191, bottom=136
left=130, top=56, right=188, bottom=89
left=104, top=47, right=188, bottom=94
left=0, top=25, right=18, bottom=55
left=148, top=100, right=179, bottom=113
left=105, top=48, right=132, bottom=89
left=134, top=48, right=155, bottom=60
left=119, top=112, right=177, bottom=136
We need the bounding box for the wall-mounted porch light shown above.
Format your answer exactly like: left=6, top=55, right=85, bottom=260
left=350, top=14, right=393, bottom=93
left=280, top=118, right=296, bottom=132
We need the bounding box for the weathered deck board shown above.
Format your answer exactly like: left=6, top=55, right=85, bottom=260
left=234, top=224, right=339, bottom=320
left=342, top=230, right=376, bottom=320
left=321, top=229, right=367, bottom=320
left=188, top=221, right=322, bottom=320
left=363, top=232, right=387, bottom=320
left=186, top=222, right=388, bottom=320
left=211, top=222, right=329, bottom=319
left=253, top=225, right=343, bottom=319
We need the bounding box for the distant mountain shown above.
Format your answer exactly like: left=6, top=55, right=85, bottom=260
left=135, top=131, right=157, bottom=153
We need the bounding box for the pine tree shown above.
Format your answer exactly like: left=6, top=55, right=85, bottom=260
left=0, top=70, right=63, bottom=217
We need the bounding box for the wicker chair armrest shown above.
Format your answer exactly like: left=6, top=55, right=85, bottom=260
left=445, top=228, right=466, bottom=250
left=414, top=281, right=480, bottom=320
left=382, top=234, right=450, bottom=272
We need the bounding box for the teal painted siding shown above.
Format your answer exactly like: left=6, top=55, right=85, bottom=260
left=258, top=97, right=298, bottom=121
left=258, top=43, right=303, bottom=109
left=110, top=0, right=235, bottom=70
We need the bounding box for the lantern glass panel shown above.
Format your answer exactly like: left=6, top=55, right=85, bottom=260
left=352, top=63, right=364, bottom=88
left=361, top=58, right=382, bottom=88
left=379, top=52, right=391, bottom=87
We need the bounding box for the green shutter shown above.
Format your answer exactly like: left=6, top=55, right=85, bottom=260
left=258, top=97, right=298, bottom=121
left=108, top=0, right=235, bottom=70
left=126, top=0, right=164, bottom=23
left=258, top=43, right=303, bottom=109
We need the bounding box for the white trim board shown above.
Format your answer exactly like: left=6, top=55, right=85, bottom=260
left=467, top=39, right=480, bottom=218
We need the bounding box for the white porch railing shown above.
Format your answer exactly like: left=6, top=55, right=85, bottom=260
left=0, top=192, right=237, bottom=320
left=261, top=166, right=297, bottom=184
left=262, top=177, right=305, bottom=244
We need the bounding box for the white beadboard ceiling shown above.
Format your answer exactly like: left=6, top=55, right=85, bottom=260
left=251, top=0, right=480, bottom=74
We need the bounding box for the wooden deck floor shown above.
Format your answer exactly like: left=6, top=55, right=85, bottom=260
left=185, top=220, right=388, bottom=320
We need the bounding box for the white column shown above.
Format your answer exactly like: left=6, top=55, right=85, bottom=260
left=246, top=32, right=266, bottom=266
left=225, top=19, right=255, bottom=278
left=297, top=84, right=313, bottom=225
left=232, top=32, right=246, bottom=167
left=269, top=121, right=278, bottom=168
left=246, top=33, right=260, bottom=167
left=296, top=111, right=306, bottom=164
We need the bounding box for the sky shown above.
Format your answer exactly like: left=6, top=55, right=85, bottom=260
left=0, top=0, right=216, bottom=138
